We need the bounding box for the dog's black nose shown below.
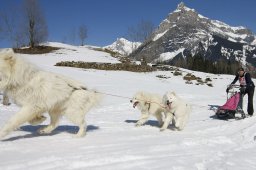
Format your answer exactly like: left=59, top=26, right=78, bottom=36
left=130, top=100, right=132, bottom=103
left=166, top=100, right=170, bottom=105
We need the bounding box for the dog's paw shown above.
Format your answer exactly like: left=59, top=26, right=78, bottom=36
left=176, top=127, right=183, bottom=131
left=14, top=127, right=21, bottom=131
left=135, top=122, right=143, bottom=127
left=160, top=128, right=166, bottom=132
left=37, top=129, right=46, bottom=134
left=0, top=131, right=8, bottom=139
left=37, top=127, right=51, bottom=134
left=170, top=127, right=178, bottom=131
left=72, top=133, right=86, bottom=138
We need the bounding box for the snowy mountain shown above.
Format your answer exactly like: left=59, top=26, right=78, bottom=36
left=104, top=38, right=141, bottom=56
left=252, top=39, right=256, bottom=46
left=130, top=2, right=256, bottom=68
left=0, top=42, right=256, bottom=169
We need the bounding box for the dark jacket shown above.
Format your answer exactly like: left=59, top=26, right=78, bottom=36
left=231, top=72, right=255, bottom=88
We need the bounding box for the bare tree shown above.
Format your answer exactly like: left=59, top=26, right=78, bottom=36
left=61, top=35, right=68, bottom=44
left=0, top=0, right=48, bottom=48
left=0, top=18, right=3, bottom=39
left=78, top=25, right=87, bottom=46
left=23, top=0, right=48, bottom=48
left=127, top=19, right=155, bottom=42
left=69, top=27, right=77, bottom=45
left=0, top=9, right=26, bottom=47
left=0, top=11, right=13, bottom=38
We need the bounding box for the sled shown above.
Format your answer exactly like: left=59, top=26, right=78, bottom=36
left=216, top=85, right=246, bottom=120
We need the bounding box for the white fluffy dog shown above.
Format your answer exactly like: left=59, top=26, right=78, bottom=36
left=0, top=49, right=100, bottom=139
left=161, top=91, right=191, bottom=131
left=1, top=92, right=10, bottom=105
left=130, top=91, right=165, bottom=127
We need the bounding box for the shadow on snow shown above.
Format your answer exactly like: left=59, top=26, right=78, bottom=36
left=2, top=124, right=99, bottom=141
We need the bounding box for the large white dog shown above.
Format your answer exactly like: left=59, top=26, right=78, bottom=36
left=130, top=91, right=165, bottom=127
left=161, top=91, right=191, bottom=131
left=0, top=49, right=100, bottom=139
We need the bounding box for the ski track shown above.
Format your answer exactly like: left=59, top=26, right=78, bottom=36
left=0, top=44, right=256, bottom=170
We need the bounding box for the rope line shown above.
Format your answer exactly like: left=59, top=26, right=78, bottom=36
left=94, top=91, right=132, bottom=100
left=191, top=104, right=210, bottom=109
left=93, top=90, right=209, bottom=109
left=94, top=91, right=167, bottom=108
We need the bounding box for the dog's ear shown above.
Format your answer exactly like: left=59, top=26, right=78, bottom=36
left=171, top=91, right=176, bottom=96
left=4, top=50, right=16, bottom=67
left=139, top=91, right=145, bottom=97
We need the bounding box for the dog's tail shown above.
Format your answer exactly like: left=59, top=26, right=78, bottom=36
left=87, top=89, right=102, bottom=108
left=80, top=89, right=103, bottom=114
left=65, top=88, right=102, bottom=115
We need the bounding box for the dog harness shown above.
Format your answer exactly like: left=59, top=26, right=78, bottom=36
left=146, top=102, right=151, bottom=111
left=68, top=83, right=87, bottom=92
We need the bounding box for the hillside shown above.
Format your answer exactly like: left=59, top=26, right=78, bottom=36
left=0, top=42, right=256, bottom=170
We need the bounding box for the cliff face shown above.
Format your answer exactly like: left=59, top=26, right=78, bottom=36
left=130, top=2, right=256, bottom=68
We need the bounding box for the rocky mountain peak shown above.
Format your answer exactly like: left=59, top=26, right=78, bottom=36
left=177, top=2, right=185, bottom=9
left=176, top=2, right=194, bottom=12
left=130, top=3, right=256, bottom=72
left=104, top=38, right=141, bottom=56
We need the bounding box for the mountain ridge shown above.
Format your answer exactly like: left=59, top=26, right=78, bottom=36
left=104, top=38, right=141, bottom=56
left=129, top=2, right=256, bottom=72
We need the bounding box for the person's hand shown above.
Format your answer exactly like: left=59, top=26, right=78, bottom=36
left=226, top=88, right=230, bottom=93
left=226, top=85, right=231, bottom=93
left=240, top=87, right=246, bottom=94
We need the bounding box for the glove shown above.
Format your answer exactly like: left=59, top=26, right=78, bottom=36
left=226, top=86, right=231, bottom=93
left=240, top=87, right=246, bottom=94
left=226, top=84, right=232, bottom=93
left=226, top=88, right=229, bottom=93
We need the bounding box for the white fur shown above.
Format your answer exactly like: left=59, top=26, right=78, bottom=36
left=2, top=92, right=9, bottom=105
left=130, top=91, right=165, bottom=127
left=0, top=49, right=100, bottom=139
left=161, top=91, right=191, bottom=131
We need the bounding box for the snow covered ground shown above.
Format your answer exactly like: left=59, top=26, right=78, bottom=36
left=1, top=43, right=256, bottom=170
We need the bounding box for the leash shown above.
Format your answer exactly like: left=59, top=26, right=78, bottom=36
left=190, top=103, right=209, bottom=109
left=93, top=91, right=167, bottom=108
left=94, top=91, right=132, bottom=100
left=94, top=90, right=209, bottom=109
left=93, top=91, right=209, bottom=108
left=93, top=91, right=209, bottom=109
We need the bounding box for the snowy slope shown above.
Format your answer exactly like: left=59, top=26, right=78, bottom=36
left=35, top=42, right=121, bottom=66
left=1, top=43, right=256, bottom=170
left=104, top=38, right=141, bottom=56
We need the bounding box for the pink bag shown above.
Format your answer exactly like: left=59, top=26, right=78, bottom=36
left=219, top=93, right=240, bottom=111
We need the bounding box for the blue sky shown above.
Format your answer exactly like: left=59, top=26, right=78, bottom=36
left=0, top=0, right=256, bottom=47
